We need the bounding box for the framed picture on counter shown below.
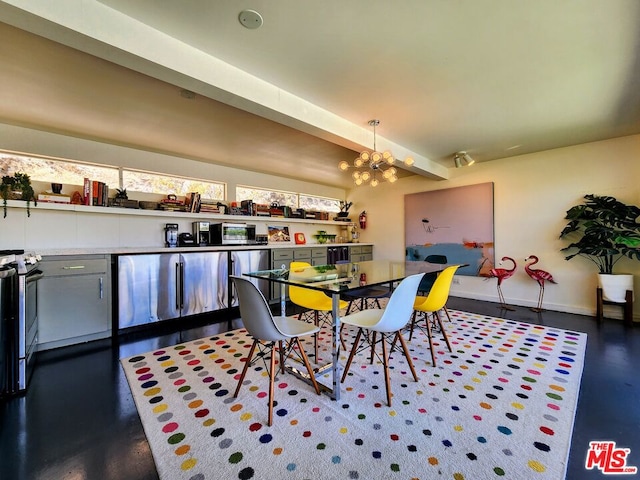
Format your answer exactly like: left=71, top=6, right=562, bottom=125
left=268, top=225, right=291, bottom=243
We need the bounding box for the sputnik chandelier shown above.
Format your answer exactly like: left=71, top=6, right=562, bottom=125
left=338, top=119, right=414, bottom=187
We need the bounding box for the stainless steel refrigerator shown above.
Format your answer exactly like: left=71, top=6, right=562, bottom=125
left=117, top=251, right=228, bottom=329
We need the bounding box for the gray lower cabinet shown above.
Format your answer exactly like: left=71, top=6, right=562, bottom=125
left=37, top=254, right=111, bottom=350
left=350, top=245, right=373, bottom=262
left=271, top=249, right=294, bottom=300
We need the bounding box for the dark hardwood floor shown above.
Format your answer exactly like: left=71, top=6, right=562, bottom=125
left=1, top=298, right=639, bottom=480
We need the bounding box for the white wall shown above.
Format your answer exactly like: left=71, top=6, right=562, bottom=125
left=350, top=135, right=640, bottom=318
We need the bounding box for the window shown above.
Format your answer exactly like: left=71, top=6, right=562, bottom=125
left=1, top=150, right=225, bottom=201
left=299, top=194, right=340, bottom=213
left=236, top=185, right=298, bottom=207
left=1, top=150, right=119, bottom=187
left=122, top=169, right=225, bottom=200
left=236, top=186, right=341, bottom=212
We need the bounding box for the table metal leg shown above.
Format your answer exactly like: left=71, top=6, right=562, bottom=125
left=332, top=292, right=341, bottom=401
left=280, top=283, right=286, bottom=317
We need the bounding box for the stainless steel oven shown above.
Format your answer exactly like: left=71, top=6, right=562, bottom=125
left=2, top=251, right=43, bottom=394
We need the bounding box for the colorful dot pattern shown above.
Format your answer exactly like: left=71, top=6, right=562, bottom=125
left=122, top=310, right=586, bottom=479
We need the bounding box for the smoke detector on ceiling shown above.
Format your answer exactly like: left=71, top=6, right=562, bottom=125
left=239, top=10, right=263, bottom=29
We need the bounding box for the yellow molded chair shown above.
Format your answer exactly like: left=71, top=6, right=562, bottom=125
left=410, top=265, right=460, bottom=367
left=231, top=276, right=321, bottom=426
left=340, top=273, right=425, bottom=406
left=289, top=261, right=348, bottom=360
left=417, top=254, right=452, bottom=322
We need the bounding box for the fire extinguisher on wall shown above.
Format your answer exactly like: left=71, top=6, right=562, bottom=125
left=359, top=210, right=367, bottom=230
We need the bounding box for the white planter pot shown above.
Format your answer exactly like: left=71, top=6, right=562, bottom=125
left=598, top=273, right=634, bottom=303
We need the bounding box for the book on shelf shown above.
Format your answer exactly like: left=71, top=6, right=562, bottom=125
left=83, top=177, right=109, bottom=206
left=37, top=192, right=71, bottom=203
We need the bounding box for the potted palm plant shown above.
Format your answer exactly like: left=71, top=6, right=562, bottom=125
left=1, top=172, right=37, bottom=218
left=559, top=194, right=640, bottom=301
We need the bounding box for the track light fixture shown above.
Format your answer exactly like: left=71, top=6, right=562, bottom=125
left=338, top=120, right=414, bottom=187
left=454, top=151, right=475, bottom=168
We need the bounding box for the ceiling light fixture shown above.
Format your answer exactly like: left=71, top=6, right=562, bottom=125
left=454, top=151, right=475, bottom=168
left=338, top=119, right=414, bottom=187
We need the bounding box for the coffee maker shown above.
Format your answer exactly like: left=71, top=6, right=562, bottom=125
left=193, top=221, right=211, bottom=246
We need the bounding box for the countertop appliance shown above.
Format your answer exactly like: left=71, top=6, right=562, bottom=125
left=164, top=223, right=178, bottom=248
left=178, top=232, right=196, bottom=247
left=211, top=222, right=257, bottom=245
left=0, top=250, right=43, bottom=396
left=193, top=221, right=211, bottom=246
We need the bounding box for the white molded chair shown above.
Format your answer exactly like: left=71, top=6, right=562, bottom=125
left=340, top=273, right=425, bottom=406
left=231, top=276, right=321, bottom=426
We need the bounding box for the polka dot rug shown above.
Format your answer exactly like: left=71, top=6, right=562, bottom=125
left=121, top=309, right=586, bottom=480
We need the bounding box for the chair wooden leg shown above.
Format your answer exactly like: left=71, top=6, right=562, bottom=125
left=395, top=331, right=419, bottom=382
left=381, top=332, right=392, bottom=406
left=425, top=313, right=437, bottom=367
left=339, top=323, right=347, bottom=350
left=341, top=328, right=362, bottom=382
left=234, top=339, right=258, bottom=398
left=435, top=311, right=452, bottom=352
left=268, top=343, right=277, bottom=426
left=295, top=337, right=321, bottom=395
left=443, top=305, right=452, bottom=322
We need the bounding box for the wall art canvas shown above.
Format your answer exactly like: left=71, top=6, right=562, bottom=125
left=404, top=182, right=495, bottom=276
left=268, top=225, right=291, bottom=243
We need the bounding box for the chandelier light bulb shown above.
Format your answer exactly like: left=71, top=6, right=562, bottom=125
left=338, top=119, right=410, bottom=187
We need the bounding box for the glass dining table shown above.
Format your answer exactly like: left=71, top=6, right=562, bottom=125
left=243, top=259, right=454, bottom=400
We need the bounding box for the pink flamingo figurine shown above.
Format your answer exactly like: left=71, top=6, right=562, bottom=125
left=489, top=256, right=517, bottom=310
left=524, top=255, right=557, bottom=312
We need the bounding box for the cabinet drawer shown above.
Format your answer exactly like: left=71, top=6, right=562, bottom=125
left=350, top=246, right=362, bottom=254
left=361, top=246, right=373, bottom=254
left=311, top=248, right=327, bottom=258
left=293, top=248, right=312, bottom=259
left=272, top=249, right=294, bottom=261
left=40, top=258, right=108, bottom=276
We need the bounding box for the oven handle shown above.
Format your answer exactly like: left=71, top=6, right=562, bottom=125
left=26, top=270, right=45, bottom=283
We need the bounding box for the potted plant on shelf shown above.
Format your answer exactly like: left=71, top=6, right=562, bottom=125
left=559, top=194, right=640, bottom=302
left=338, top=201, right=352, bottom=218
left=1, top=172, right=37, bottom=218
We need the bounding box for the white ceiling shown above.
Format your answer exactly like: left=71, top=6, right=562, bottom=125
left=1, top=0, right=640, bottom=188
